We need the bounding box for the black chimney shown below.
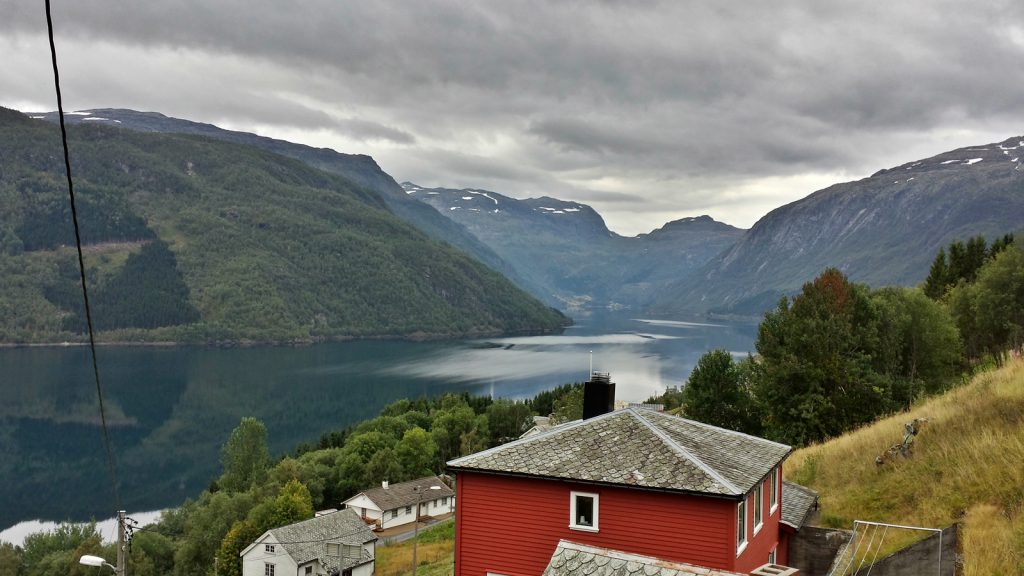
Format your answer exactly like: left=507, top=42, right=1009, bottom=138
left=582, top=372, right=615, bottom=420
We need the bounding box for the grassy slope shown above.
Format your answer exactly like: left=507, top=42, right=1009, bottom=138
left=785, top=357, right=1024, bottom=575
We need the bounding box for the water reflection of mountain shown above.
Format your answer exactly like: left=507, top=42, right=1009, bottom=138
left=0, top=314, right=756, bottom=531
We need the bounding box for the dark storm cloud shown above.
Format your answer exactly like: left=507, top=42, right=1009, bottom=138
left=4, top=1, right=1024, bottom=232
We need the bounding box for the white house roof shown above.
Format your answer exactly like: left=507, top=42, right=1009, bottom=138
left=242, top=508, right=376, bottom=574
left=448, top=408, right=791, bottom=497
left=543, top=540, right=746, bottom=576
left=343, top=475, right=454, bottom=511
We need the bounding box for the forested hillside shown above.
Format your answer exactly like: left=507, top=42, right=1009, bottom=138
left=0, top=108, right=567, bottom=343
left=30, top=108, right=523, bottom=292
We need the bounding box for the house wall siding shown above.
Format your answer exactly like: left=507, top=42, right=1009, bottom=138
left=241, top=535, right=297, bottom=576
left=735, top=470, right=783, bottom=572
left=352, top=561, right=375, bottom=576
left=454, top=472, right=738, bottom=576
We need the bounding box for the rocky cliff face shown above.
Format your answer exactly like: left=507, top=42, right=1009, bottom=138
left=652, top=136, right=1024, bottom=316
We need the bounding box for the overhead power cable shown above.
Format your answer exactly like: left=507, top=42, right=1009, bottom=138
left=44, top=0, right=122, bottom=511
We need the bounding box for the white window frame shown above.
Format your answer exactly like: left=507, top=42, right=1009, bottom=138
left=264, top=563, right=275, bottom=576
left=753, top=482, right=764, bottom=535
left=569, top=491, right=599, bottom=532
left=265, top=543, right=275, bottom=553
left=736, top=498, right=747, bottom=555
left=768, top=545, right=777, bottom=564
left=769, top=467, right=779, bottom=513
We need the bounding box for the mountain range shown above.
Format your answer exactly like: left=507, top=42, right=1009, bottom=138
left=403, top=183, right=744, bottom=309
left=9, top=106, right=1024, bottom=336
left=651, top=137, right=1024, bottom=316
left=27, top=108, right=522, bottom=285
left=0, top=107, right=566, bottom=343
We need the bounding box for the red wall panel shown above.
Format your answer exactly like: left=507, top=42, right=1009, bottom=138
left=735, top=464, right=784, bottom=572
left=454, top=472, right=765, bottom=576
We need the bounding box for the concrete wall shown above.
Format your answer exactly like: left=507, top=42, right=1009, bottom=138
left=787, top=526, right=852, bottom=576
left=853, top=524, right=960, bottom=576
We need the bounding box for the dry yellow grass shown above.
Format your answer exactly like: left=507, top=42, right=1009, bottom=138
left=785, top=356, right=1024, bottom=574
left=376, top=539, right=454, bottom=576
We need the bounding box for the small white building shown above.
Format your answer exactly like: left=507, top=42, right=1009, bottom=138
left=342, top=475, right=455, bottom=531
left=240, top=508, right=376, bottom=576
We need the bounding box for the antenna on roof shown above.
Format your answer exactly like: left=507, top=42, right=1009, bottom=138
left=589, top=350, right=593, bottom=376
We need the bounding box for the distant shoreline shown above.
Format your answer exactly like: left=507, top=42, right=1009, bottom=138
left=0, top=325, right=572, bottom=350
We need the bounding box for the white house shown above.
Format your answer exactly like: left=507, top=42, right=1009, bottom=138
left=240, top=508, right=376, bottom=576
left=342, top=475, right=455, bottom=531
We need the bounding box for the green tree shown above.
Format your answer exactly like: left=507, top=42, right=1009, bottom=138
left=21, top=523, right=99, bottom=576
left=0, top=543, right=22, bottom=576
left=342, top=431, right=395, bottom=464
left=365, top=447, right=404, bottom=485
left=128, top=530, right=176, bottom=576
left=335, top=451, right=368, bottom=499
left=527, top=383, right=581, bottom=417
left=219, top=417, right=271, bottom=492
left=173, top=490, right=255, bottom=576
left=972, top=245, right=1024, bottom=363
left=552, top=385, right=584, bottom=424
left=923, top=247, right=949, bottom=299
left=214, top=521, right=261, bottom=576
left=485, top=399, right=535, bottom=446
left=753, top=268, right=893, bottom=445
left=871, top=287, right=962, bottom=406
left=395, top=427, right=438, bottom=479
left=682, top=350, right=759, bottom=434
left=430, top=404, right=476, bottom=464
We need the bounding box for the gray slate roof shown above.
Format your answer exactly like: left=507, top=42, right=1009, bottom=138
left=263, top=509, right=376, bottom=574
left=448, top=408, right=791, bottom=496
left=781, top=481, right=818, bottom=529
left=353, top=475, right=454, bottom=511
left=543, top=540, right=746, bottom=576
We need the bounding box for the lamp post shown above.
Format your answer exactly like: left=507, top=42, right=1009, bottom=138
left=79, top=555, right=115, bottom=571
left=79, top=510, right=127, bottom=576
left=412, top=485, right=441, bottom=576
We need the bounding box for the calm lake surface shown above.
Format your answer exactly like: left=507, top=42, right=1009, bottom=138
left=0, top=312, right=755, bottom=534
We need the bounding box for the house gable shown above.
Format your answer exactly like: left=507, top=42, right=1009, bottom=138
left=241, top=509, right=377, bottom=576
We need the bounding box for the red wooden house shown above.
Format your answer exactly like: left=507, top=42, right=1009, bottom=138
left=447, top=376, right=811, bottom=576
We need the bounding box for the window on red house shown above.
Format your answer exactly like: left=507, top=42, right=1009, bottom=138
left=753, top=482, right=763, bottom=532
left=736, top=499, right=747, bottom=553
left=570, top=491, right=599, bottom=531
left=770, top=467, right=779, bottom=512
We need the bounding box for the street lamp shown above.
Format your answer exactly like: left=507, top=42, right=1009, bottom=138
left=412, top=485, right=442, bottom=576
left=79, top=510, right=128, bottom=576
left=79, top=555, right=116, bottom=571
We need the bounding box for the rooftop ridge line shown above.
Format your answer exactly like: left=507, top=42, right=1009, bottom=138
left=647, top=409, right=792, bottom=451
left=446, top=410, right=621, bottom=467
left=629, top=408, right=742, bottom=495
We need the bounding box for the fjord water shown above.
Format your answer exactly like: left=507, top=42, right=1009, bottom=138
left=0, top=312, right=755, bottom=533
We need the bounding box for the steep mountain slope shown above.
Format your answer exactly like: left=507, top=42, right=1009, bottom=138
left=404, top=183, right=744, bottom=309
left=28, top=108, right=520, bottom=285
left=0, top=108, right=566, bottom=343
left=653, top=137, right=1024, bottom=316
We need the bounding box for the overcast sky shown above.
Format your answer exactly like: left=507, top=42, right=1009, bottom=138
left=3, top=1, right=1023, bottom=235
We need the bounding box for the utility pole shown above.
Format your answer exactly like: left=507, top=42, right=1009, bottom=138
left=116, top=510, right=126, bottom=576
left=412, top=488, right=422, bottom=576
